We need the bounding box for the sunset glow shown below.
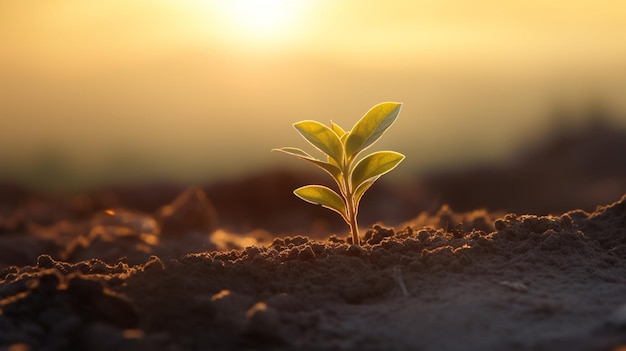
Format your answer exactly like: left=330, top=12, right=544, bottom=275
left=203, top=0, right=310, bottom=46
left=1, top=1, right=626, bottom=190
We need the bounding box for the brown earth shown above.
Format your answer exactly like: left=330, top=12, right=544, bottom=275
left=0, top=192, right=625, bottom=350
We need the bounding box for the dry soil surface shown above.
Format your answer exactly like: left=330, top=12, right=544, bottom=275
left=1, top=191, right=625, bottom=351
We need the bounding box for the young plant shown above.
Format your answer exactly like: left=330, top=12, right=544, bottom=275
left=273, top=102, right=405, bottom=246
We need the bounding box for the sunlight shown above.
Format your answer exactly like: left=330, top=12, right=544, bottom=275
left=208, top=0, right=308, bottom=45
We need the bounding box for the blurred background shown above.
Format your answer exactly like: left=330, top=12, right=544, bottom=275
left=2, top=0, right=626, bottom=189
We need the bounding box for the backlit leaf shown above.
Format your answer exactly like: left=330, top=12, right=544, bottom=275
left=272, top=147, right=311, bottom=159
left=272, top=147, right=342, bottom=180
left=340, top=132, right=350, bottom=144
left=345, top=102, right=402, bottom=158
left=330, top=121, right=346, bottom=137
left=293, top=121, right=344, bottom=165
left=353, top=178, right=376, bottom=209
left=294, top=185, right=347, bottom=221
left=351, top=151, right=405, bottom=190
left=327, top=155, right=341, bottom=170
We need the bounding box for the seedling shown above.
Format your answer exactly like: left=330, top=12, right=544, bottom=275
left=273, top=102, right=405, bottom=246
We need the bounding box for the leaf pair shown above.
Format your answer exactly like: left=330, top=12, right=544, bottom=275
left=273, top=102, right=405, bottom=245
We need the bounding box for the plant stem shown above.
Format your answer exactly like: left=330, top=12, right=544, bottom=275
left=348, top=201, right=360, bottom=246
left=338, top=159, right=361, bottom=246
left=344, top=179, right=361, bottom=246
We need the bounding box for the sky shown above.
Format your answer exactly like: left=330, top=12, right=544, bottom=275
left=1, top=0, right=626, bottom=190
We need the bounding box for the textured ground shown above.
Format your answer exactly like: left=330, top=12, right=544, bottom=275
left=1, top=193, right=625, bottom=351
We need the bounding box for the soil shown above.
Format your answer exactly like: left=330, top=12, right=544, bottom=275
left=0, top=124, right=625, bottom=351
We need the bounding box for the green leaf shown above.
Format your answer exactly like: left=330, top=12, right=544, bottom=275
left=272, top=147, right=342, bottom=179
left=345, top=102, right=402, bottom=158
left=353, top=178, right=376, bottom=209
left=294, top=185, right=347, bottom=221
left=351, top=151, right=405, bottom=190
left=293, top=121, right=344, bottom=165
left=340, top=132, right=350, bottom=144
left=327, top=155, right=341, bottom=170
left=330, top=121, right=346, bottom=137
